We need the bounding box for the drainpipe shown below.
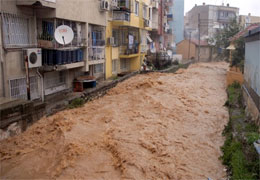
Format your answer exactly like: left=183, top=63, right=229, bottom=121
left=36, top=68, right=44, bottom=102
left=0, top=0, right=6, bottom=97
left=24, top=55, right=31, bottom=100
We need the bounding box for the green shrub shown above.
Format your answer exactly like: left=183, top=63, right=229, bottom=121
left=246, top=132, right=260, bottom=144
left=68, top=98, right=85, bottom=109
left=231, top=148, right=254, bottom=180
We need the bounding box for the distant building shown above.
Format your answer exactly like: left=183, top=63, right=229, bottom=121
left=172, top=0, right=184, bottom=44
left=240, top=14, right=260, bottom=28
left=243, top=25, right=260, bottom=124
left=176, top=39, right=212, bottom=61
left=185, top=3, right=239, bottom=40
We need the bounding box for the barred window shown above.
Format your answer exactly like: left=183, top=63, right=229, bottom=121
left=2, top=13, right=30, bottom=47
left=112, top=29, right=119, bottom=46
left=120, top=59, right=130, bottom=71
left=112, top=59, right=118, bottom=73
left=94, top=63, right=104, bottom=74
left=9, top=76, right=39, bottom=100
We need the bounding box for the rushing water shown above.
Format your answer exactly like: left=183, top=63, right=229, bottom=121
left=0, top=62, right=229, bottom=180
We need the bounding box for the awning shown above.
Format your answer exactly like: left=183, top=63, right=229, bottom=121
left=226, top=44, right=235, bottom=50
left=146, top=35, right=153, bottom=43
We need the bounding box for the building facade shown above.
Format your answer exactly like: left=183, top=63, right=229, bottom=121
left=184, top=3, right=239, bottom=41
left=105, top=0, right=153, bottom=79
left=243, top=26, right=260, bottom=124
left=0, top=0, right=107, bottom=100
left=240, top=14, right=260, bottom=28
left=149, top=0, right=174, bottom=53
left=176, top=39, right=212, bottom=61
left=172, top=0, right=184, bottom=45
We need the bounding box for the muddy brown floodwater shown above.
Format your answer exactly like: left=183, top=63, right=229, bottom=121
left=0, top=62, right=229, bottom=180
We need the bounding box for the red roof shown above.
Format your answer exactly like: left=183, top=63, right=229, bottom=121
left=230, top=23, right=260, bottom=42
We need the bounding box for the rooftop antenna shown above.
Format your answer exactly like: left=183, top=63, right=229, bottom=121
left=54, top=25, right=74, bottom=45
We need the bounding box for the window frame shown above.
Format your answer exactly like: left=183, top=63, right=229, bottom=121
left=135, top=1, right=139, bottom=16
left=2, top=13, right=32, bottom=48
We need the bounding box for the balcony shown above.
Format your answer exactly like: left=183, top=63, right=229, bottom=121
left=117, top=0, right=131, bottom=12
left=88, top=47, right=105, bottom=65
left=152, top=0, right=159, bottom=9
left=41, top=48, right=84, bottom=71
left=113, top=11, right=130, bottom=22
left=167, top=14, right=173, bottom=21
left=119, top=45, right=139, bottom=58
left=16, top=0, right=56, bottom=9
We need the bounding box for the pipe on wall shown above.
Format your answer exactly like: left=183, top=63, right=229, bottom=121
left=0, top=0, right=6, bottom=97
left=36, top=68, right=44, bottom=102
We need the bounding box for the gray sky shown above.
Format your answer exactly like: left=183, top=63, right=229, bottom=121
left=185, top=0, right=260, bottom=16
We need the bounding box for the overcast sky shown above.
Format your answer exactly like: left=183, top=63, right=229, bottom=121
left=185, top=0, right=260, bottom=16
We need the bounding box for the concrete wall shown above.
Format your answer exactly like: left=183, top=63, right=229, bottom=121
left=197, top=46, right=212, bottom=62
left=55, top=0, right=107, bottom=26
left=244, top=40, right=260, bottom=97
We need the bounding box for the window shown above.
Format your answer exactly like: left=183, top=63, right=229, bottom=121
left=112, top=59, right=118, bottom=73
left=112, top=29, right=119, bottom=46
left=120, top=59, right=130, bottom=71
left=94, top=63, right=104, bottom=74
left=44, top=71, right=66, bottom=89
left=135, top=1, right=139, bottom=16
left=2, top=13, right=30, bottom=47
left=143, top=5, right=147, bottom=19
left=9, top=76, right=39, bottom=100
left=91, top=31, right=104, bottom=46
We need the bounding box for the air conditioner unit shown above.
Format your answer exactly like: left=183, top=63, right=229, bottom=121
left=111, top=0, right=118, bottom=8
left=100, top=0, right=109, bottom=11
left=144, top=19, right=150, bottom=27
left=25, top=48, right=42, bottom=68
left=108, top=37, right=115, bottom=46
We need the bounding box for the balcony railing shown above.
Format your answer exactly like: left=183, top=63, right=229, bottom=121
left=88, top=47, right=105, bottom=61
left=113, top=11, right=130, bottom=22
left=42, top=49, right=84, bottom=66
left=119, top=45, right=139, bottom=56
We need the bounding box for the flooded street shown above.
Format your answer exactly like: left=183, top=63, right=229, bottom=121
left=0, top=62, right=229, bottom=179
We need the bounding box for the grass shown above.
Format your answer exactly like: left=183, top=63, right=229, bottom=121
left=68, top=98, right=85, bottom=109
left=220, top=82, right=260, bottom=180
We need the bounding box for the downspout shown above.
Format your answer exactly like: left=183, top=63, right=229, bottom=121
left=0, top=0, right=6, bottom=97
left=36, top=68, right=44, bottom=102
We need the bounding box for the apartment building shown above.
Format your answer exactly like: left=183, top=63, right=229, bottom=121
left=150, top=0, right=173, bottom=53
left=105, top=0, right=153, bottom=79
left=0, top=0, right=107, bottom=101
left=240, top=14, right=260, bottom=28
left=184, top=3, right=239, bottom=40
left=172, top=0, right=184, bottom=44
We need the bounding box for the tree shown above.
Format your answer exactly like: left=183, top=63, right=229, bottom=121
left=213, top=19, right=241, bottom=58
left=231, top=37, right=245, bottom=72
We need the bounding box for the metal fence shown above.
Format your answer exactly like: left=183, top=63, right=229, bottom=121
left=9, top=76, right=39, bottom=100
left=2, top=13, right=30, bottom=48
left=88, top=47, right=105, bottom=61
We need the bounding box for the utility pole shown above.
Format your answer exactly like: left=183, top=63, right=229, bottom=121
left=188, top=31, right=191, bottom=60
left=198, top=13, right=201, bottom=62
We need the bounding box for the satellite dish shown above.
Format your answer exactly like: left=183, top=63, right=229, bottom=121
left=54, top=25, right=74, bottom=45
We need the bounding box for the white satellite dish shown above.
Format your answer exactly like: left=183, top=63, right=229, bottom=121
left=54, top=25, right=74, bottom=45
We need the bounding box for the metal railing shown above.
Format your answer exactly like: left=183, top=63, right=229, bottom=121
left=119, top=45, right=139, bottom=55
left=88, top=46, right=105, bottom=61
left=9, top=76, right=39, bottom=100
left=113, top=11, right=130, bottom=22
